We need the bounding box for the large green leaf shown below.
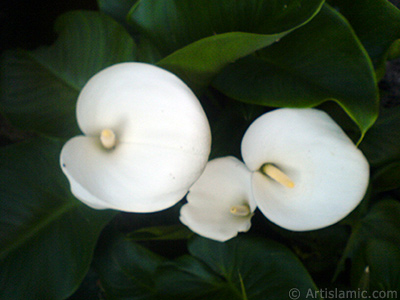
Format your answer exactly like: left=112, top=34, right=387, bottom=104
left=334, top=199, right=400, bottom=280
left=372, top=161, right=400, bottom=191
left=129, top=0, right=324, bottom=90
left=207, top=101, right=266, bottom=160
left=212, top=4, right=378, bottom=135
left=98, top=0, right=138, bottom=29
left=94, top=231, right=166, bottom=300
left=128, top=0, right=325, bottom=56
left=328, top=0, right=400, bottom=76
left=364, top=239, right=400, bottom=294
left=127, top=224, right=193, bottom=241
left=0, top=137, right=116, bottom=300
left=349, top=238, right=400, bottom=297
left=157, top=32, right=288, bottom=92
left=97, top=0, right=164, bottom=63
left=0, top=10, right=136, bottom=138
left=268, top=223, right=350, bottom=279
left=157, top=235, right=321, bottom=300
left=359, top=105, right=400, bottom=167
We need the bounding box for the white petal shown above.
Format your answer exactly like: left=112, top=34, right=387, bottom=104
left=61, top=63, right=211, bottom=212
left=76, top=62, right=210, bottom=157
left=180, top=156, right=255, bottom=241
left=61, top=136, right=209, bottom=212
left=241, top=108, right=369, bottom=231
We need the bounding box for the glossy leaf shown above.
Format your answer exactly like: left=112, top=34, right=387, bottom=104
left=0, top=10, right=136, bottom=138
left=0, top=137, right=116, bottom=300
left=158, top=255, right=235, bottom=300
left=208, top=102, right=266, bottom=160
left=157, top=235, right=321, bottom=300
left=328, top=0, right=400, bottom=76
left=365, top=239, right=400, bottom=293
left=334, top=199, right=400, bottom=280
left=129, top=0, right=324, bottom=89
left=271, top=224, right=350, bottom=277
left=94, top=231, right=165, bottom=300
left=98, top=0, right=138, bottom=29
left=128, top=0, right=325, bottom=56
left=373, top=161, right=400, bottom=191
left=359, top=105, right=400, bottom=167
left=157, top=32, right=287, bottom=91
left=213, top=4, right=378, bottom=135
left=95, top=0, right=163, bottom=63
left=388, top=39, right=400, bottom=60
left=127, top=224, right=193, bottom=241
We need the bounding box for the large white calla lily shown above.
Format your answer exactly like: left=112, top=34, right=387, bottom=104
left=60, top=63, right=211, bottom=212
left=180, top=156, right=255, bottom=241
left=241, top=108, right=369, bottom=231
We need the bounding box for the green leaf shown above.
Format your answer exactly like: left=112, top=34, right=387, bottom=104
left=372, top=161, right=400, bottom=191
left=129, top=0, right=324, bottom=90
left=94, top=231, right=166, bottom=300
left=0, top=137, right=116, bottom=300
left=158, top=255, right=235, bottom=300
left=157, top=32, right=287, bottom=91
left=157, top=235, right=321, bottom=300
left=0, top=10, right=136, bottom=138
left=127, top=224, right=194, bottom=241
left=365, top=239, right=400, bottom=293
left=207, top=101, right=266, bottom=159
left=98, top=0, right=163, bottom=63
left=129, top=0, right=325, bottom=56
left=359, top=105, right=400, bottom=167
left=328, top=0, right=400, bottom=76
left=388, top=39, right=400, bottom=60
left=334, top=199, right=400, bottom=280
left=349, top=238, right=400, bottom=297
left=270, top=223, right=350, bottom=277
left=359, top=199, right=400, bottom=245
left=212, top=4, right=379, bottom=135
left=98, top=0, right=138, bottom=29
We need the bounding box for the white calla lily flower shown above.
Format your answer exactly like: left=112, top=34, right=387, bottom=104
left=241, top=108, right=369, bottom=231
left=180, top=156, right=255, bottom=241
left=60, top=63, right=211, bottom=212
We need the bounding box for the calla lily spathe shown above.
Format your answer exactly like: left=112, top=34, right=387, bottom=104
left=180, top=156, right=255, bottom=242
left=242, top=108, right=369, bottom=231
left=60, top=63, right=211, bottom=212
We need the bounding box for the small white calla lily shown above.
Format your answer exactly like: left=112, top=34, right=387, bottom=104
left=241, top=108, right=369, bottom=231
left=60, top=62, right=211, bottom=212
left=180, top=156, right=255, bottom=242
